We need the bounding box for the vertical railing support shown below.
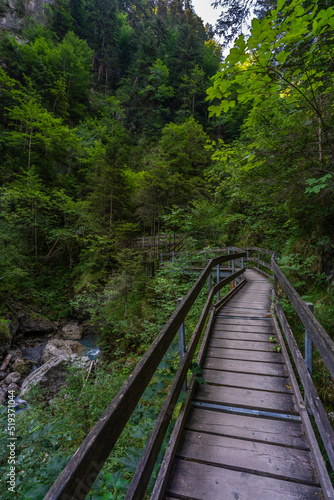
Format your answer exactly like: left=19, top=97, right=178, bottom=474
left=172, top=252, right=175, bottom=263
left=216, top=263, right=220, bottom=301
left=258, top=251, right=260, bottom=269
left=177, top=298, right=186, bottom=392
left=273, top=252, right=278, bottom=300
left=305, top=302, right=314, bottom=378
left=304, top=302, right=314, bottom=414
left=232, top=250, right=235, bottom=288
left=228, top=247, right=230, bottom=271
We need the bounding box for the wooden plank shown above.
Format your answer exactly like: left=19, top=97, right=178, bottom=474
left=203, top=357, right=287, bottom=376
left=167, top=460, right=321, bottom=499
left=177, top=430, right=316, bottom=482
left=150, top=309, right=216, bottom=500
left=275, top=301, right=334, bottom=471
left=185, top=408, right=306, bottom=447
left=195, top=384, right=297, bottom=414
left=220, top=310, right=271, bottom=318
left=208, top=338, right=275, bottom=351
left=45, top=253, right=246, bottom=500
left=213, top=324, right=273, bottom=333
left=214, top=318, right=273, bottom=326
left=212, top=331, right=273, bottom=342
left=206, top=347, right=284, bottom=363
left=272, top=305, right=334, bottom=500
left=201, top=369, right=291, bottom=393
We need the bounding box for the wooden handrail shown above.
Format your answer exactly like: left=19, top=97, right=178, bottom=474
left=274, top=301, right=334, bottom=469
left=45, top=253, right=245, bottom=500
left=272, top=258, right=334, bottom=380
left=124, top=269, right=246, bottom=499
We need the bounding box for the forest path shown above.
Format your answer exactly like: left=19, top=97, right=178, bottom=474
left=164, top=269, right=322, bottom=500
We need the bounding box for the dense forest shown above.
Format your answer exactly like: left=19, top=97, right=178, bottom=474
left=0, top=0, right=333, bottom=497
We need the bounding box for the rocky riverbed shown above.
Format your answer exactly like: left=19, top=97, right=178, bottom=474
left=0, top=316, right=99, bottom=407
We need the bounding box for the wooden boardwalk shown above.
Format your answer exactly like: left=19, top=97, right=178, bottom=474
left=165, top=269, right=322, bottom=499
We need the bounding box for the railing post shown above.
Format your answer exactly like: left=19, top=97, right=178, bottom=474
left=232, top=249, right=235, bottom=288
left=305, top=302, right=314, bottom=378
left=304, top=302, right=314, bottom=415
left=216, top=263, right=220, bottom=301
left=208, top=272, right=211, bottom=292
left=172, top=252, right=174, bottom=263
left=228, top=247, right=230, bottom=271
left=258, top=251, right=260, bottom=269
left=177, top=298, right=186, bottom=392
left=273, top=252, right=278, bottom=299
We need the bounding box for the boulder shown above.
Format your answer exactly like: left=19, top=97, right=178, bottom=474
left=61, top=321, right=83, bottom=340
left=7, top=383, right=20, bottom=393
left=5, top=372, right=21, bottom=385
left=42, top=339, right=84, bottom=363
left=22, top=344, right=46, bottom=364
left=19, top=316, right=56, bottom=336
left=0, top=371, right=6, bottom=380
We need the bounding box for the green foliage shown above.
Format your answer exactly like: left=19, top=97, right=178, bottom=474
left=0, top=319, right=10, bottom=340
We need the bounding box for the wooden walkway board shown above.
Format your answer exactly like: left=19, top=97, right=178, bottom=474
left=164, top=269, right=321, bottom=499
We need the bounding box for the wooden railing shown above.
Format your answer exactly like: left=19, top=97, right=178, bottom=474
left=245, top=248, right=334, bottom=477
left=45, top=252, right=246, bottom=500
left=45, top=246, right=334, bottom=499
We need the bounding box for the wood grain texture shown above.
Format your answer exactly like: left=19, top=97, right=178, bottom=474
left=201, top=368, right=291, bottom=393
left=194, top=384, right=297, bottom=414
left=205, top=347, right=284, bottom=363
left=203, top=356, right=286, bottom=376
left=208, top=338, right=275, bottom=351
left=177, top=430, right=317, bottom=482
left=185, top=408, right=307, bottom=447
left=167, top=460, right=321, bottom=500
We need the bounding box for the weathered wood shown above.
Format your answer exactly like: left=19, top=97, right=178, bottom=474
left=205, top=347, right=284, bottom=363
left=201, top=368, right=291, bottom=393
left=213, top=278, right=246, bottom=310
left=274, top=301, right=334, bottom=471
left=212, top=331, right=273, bottom=342
left=178, top=430, right=316, bottom=482
left=272, top=259, right=334, bottom=379
left=195, top=384, right=297, bottom=414
left=203, top=357, right=287, bottom=376
left=208, top=338, right=276, bottom=351
left=125, top=269, right=247, bottom=499
left=215, top=318, right=273, bottom=326
left=213, top=323, right=273, bottom=333
left=185, top=408, right=307, bottom=447
left=247, top=256, right=273, bottom=270
left=45, top=254, right=245, bottom=500
left=167, top=460, right=321, bottom=499
left=0, top=354, right=11, bottom=371
left=271, top=304, right=334, bottom=500
left=150, top=310, right=217, bottom=500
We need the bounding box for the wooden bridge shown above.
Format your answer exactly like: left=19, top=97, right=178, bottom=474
left=45, top=248, right=334, bottom=500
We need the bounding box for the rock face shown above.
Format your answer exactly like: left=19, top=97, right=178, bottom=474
left=5, top=372, right=21, bottom=384
left=42, top=339, right=84, bottom=363
left=0, top=0, right=54, bottom=31
left=61, top=321, right=83, bottom=340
